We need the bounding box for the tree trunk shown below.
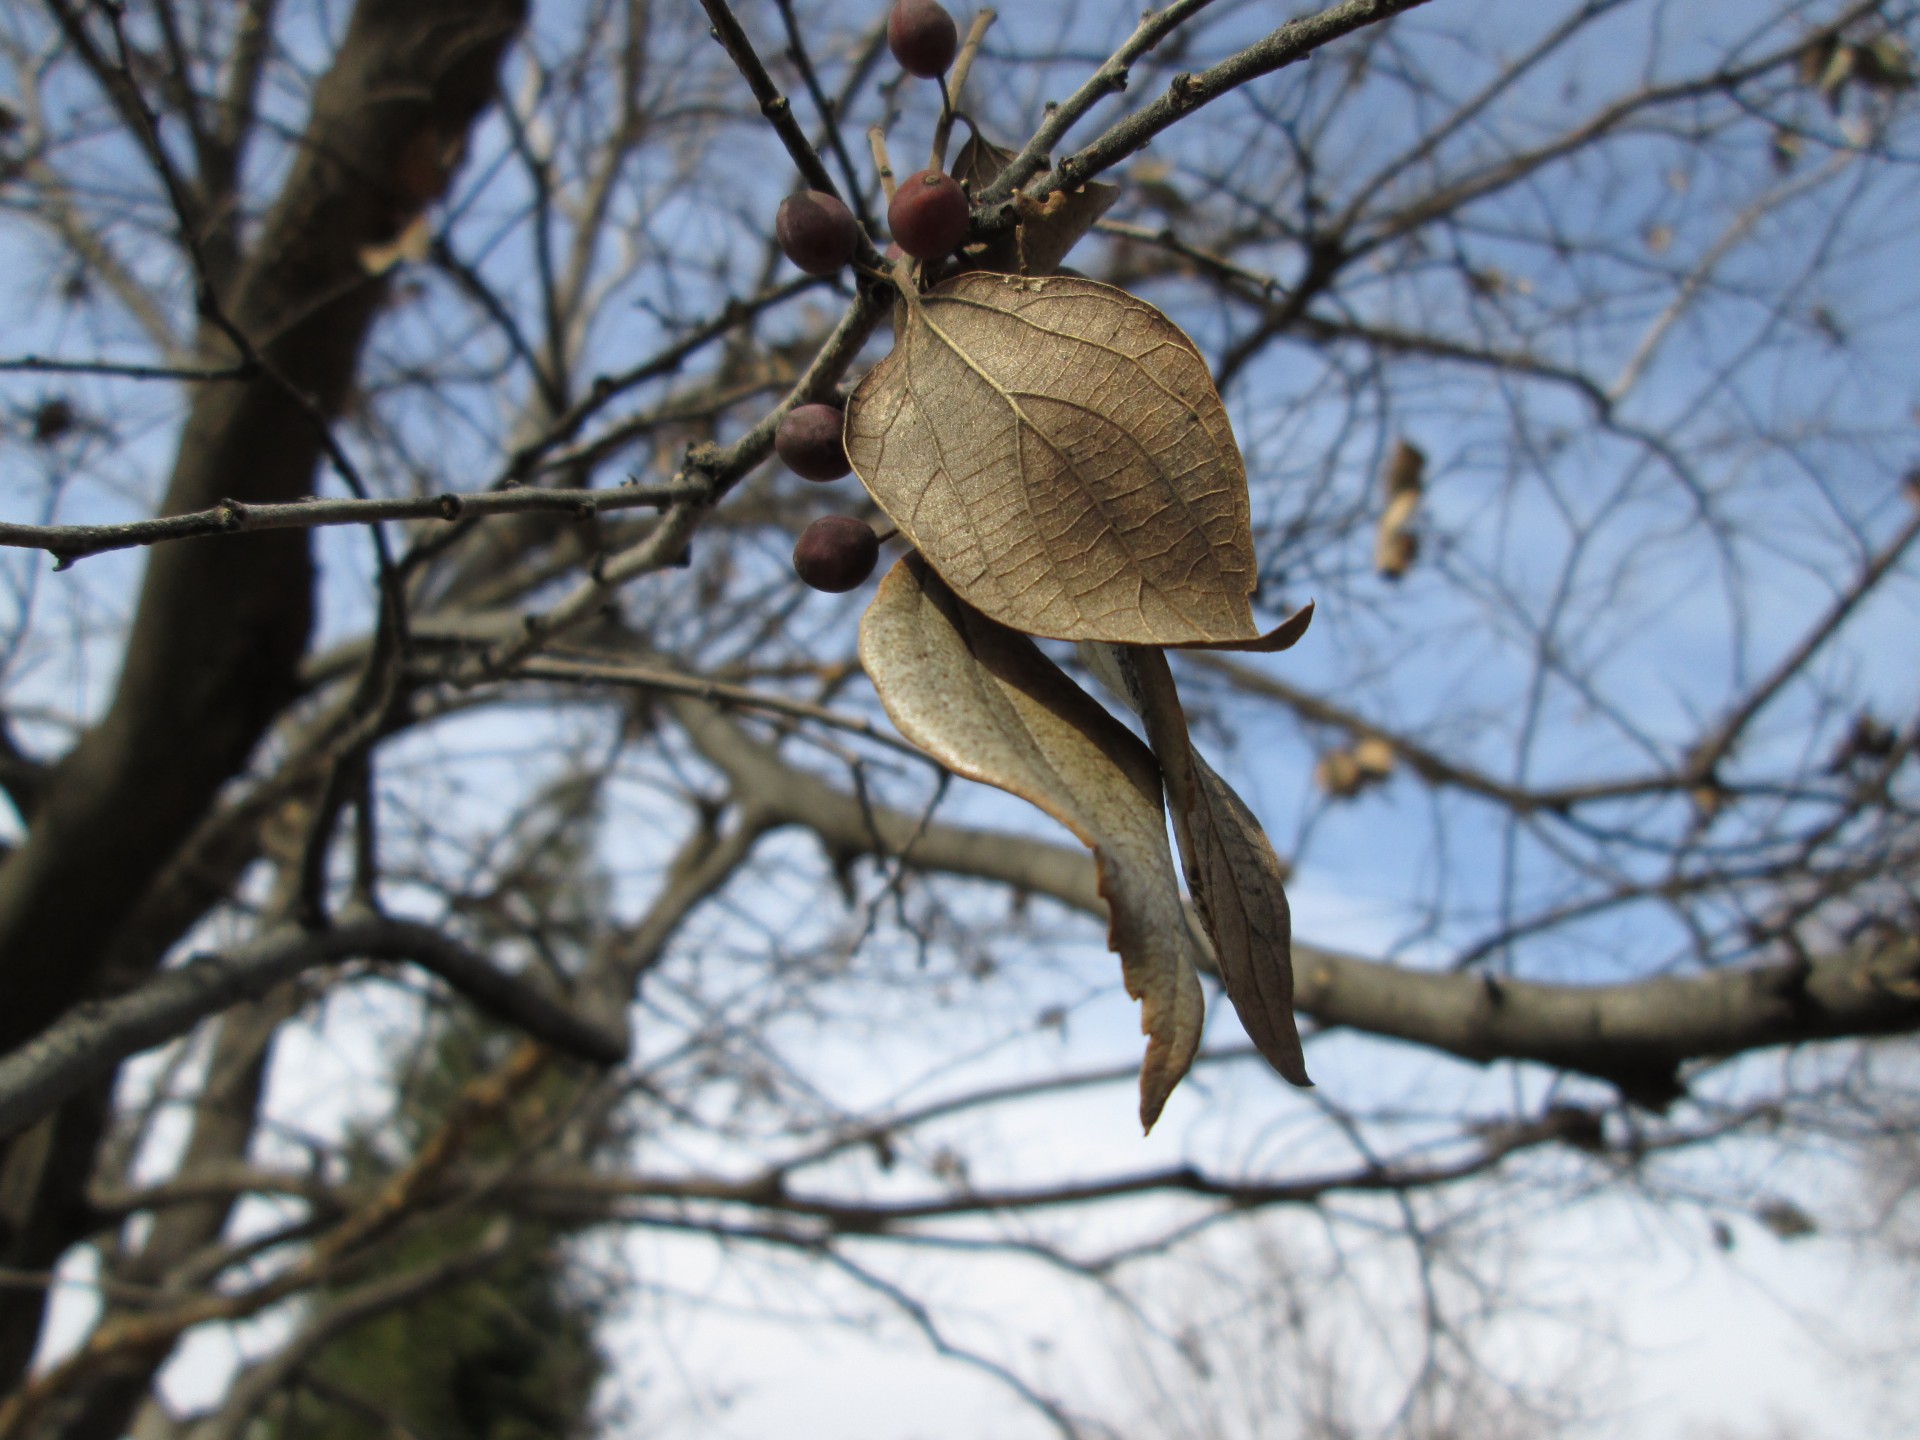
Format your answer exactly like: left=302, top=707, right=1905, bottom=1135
left=0, top=0, right=528, bottom=1397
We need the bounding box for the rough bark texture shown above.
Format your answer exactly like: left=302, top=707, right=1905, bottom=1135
left=0, top=0, right=528, bottom=1399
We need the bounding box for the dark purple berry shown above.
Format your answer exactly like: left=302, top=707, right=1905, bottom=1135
left=775, top=190, right=859, bottom=275
left=888, top=0, right=959, bottom=79
left=888, top=170, right=969, bottom=260
left=776, top=403, right=852, bottom=482
left=793, top=516, right=879, bottom=593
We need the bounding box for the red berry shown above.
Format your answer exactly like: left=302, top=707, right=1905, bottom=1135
left=888, top=170, right=969, bottom=260
left=793, top=516, right=879, bottom=593
left=776, top=403, right=852, bottom=482
left=775, top=190, right=859, bottom=275
left=888, top=0, right=959, bottom=79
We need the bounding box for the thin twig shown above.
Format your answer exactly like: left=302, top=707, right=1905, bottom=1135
left=506, top=656, right=942, bottom=766
left=0, top=355, right=253, bottom=382
left=978, top=0, right=1220, bottom=207
left=0, top=1045, right=553, bottom=1438
left=0, top=482, right=700, bottom=567
left=1686, top=506, right=1920, bottom=780
left=497, top=276, right=819, bottom=486
left=1001, top=0, right=1438, bottom=214
left=1094, top=216, right=1284, bottom=295
left=772, top=0, right=877, bottom=232
left=928, top=9, right=996, bottom=173
left=823, top=1249, right=1085, bottom=1439
left=86, top=0, right=412, bottom=646
left=465, top=286, right=890, bottom=680
left=697, top=0, right=884, bottom=272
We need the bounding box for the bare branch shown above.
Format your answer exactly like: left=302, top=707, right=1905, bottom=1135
left=675, top=696, right=1920, bottom=1106
left=1003, top=0, right=1438, bottom=211
left=0, top=355, right=251, bottom=382
left=0, top=480, right=700, bottom=566
left=466, top=284, right=889, bottom=678
left=506, top=655, right=938, bottom=764
left=0, top=919, right=624, bottom=1142
left=696, top=0, right=884, bottom=272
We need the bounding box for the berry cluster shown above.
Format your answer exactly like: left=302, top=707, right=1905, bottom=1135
left=774, top=404, right=877, bottom=592
left=769, top=0, right=967, bottom=595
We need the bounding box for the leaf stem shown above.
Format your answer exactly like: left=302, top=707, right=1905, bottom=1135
left=929, top=9, right=996, bottom=172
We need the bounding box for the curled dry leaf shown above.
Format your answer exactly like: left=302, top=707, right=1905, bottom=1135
left=952, top=129, right=1016, bottom=192
left=1010, top=183, right=1123, bottom=277
left=1082, top=642, right=1311, bottom=1087
left=860, top=554, right=1206, bottom=1130
left=1314, top=736, right=1396, bottom=799
left=358, top=213, right=432, bottom=275
left=846, top=271, right=1263, bottom=646
left=1374, top=438, right=1424, bottom=580
left=1175, top=600, right=1314, bottom=654
left=954, top=130, right=1120, bottom=276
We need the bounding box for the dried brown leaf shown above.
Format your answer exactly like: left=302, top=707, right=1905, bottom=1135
left=1756, top=1197, right=1817, bottom=1240
left=1383, top=439, right=1425, bottom=500
left=1374, top=438, right=1424, bottom=579
left=1172, top=601, right=1315, bottom=654
left=1084, top=643, right=1310, bottom=1087
left=860, top=555, right=1206, bottom=1129
left=1858, top=34, right=1915, bottom=90
left=1010, top=182, right=1122, bottom=276
left=846, top=271, right=1259, bottom=645
left=1819, top=41, right=1856, bottom=106
left=358, top=213, right=432, bottom=275
left=1315, top=749, right=1367, bottom=798
left=954, top=130, right=1120, bottom=275
left=952, top=130, right=1018, bottom=194
left=1798, top=34, right=1838, bottom=89
left=1315, top=742, right=1394, bottom=800
left=1352, top=737, right=1396, bottom=776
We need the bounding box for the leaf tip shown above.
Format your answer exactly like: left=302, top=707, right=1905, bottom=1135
left=1138, top=1084, right=1171, bottom=1134
left=1171, top=600, right=1315, bottom=653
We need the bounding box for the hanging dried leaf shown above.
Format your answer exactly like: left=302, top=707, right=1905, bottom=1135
left=954, top=129, right=1120, bottom=276
left=1011, top=183, right=1122, bottom=276
left=1175, top=600, right=1315, bottom=654
left=358, top=212, right=432, bottom=274
left=1082, top=642, right=1311, bottom=1086
left=1798, top=33, right=1838, bottom=90
left=1756, top=1197, right=1818, bottom=1240
left=860, top=554, right=1206, bottom=1129
left=846, top=271, right=1261, bottom=646
left=952, top=129, right=1015, bottom=193
left=1769, top=127, right=1802, bottom=173
left=1374, top=438, right=1424, bottom=580
left=1353, top=736, right=1396, bottom=775
left=1314, top=737, right=1395, bottom=799
left=1857, top=34, right=1915, bottom=91
left=1818, top=40, right=1856, bottom=108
